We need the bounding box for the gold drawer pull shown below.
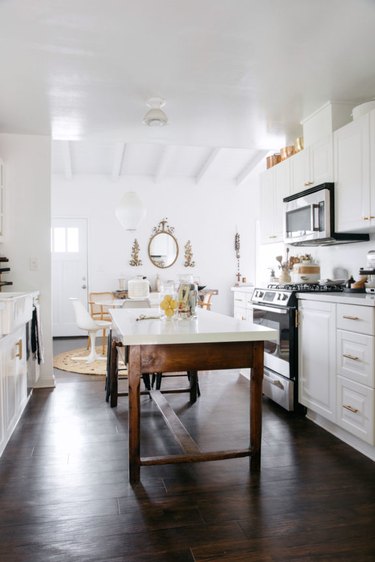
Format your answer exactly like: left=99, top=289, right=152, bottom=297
left=363, top=216, right=370, bottom=220
left=342, top=315, right=360, bottom=320
left=343, top=353, right=359, bottom=361
left=269, top=235, right=277, bottom=239
left=304, top=181, right=314, bottom=186
left=15, top=339, right=23, bottom=360
left=343, top=404, right=359, bottom=414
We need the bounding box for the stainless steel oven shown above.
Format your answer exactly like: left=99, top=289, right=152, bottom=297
left=251, top=283, right=345, bottom=412
left=251, top=288, right=297, bottom=411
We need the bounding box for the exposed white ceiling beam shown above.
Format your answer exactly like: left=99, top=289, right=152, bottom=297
left=154, top=145, right=174, bottom=183
left=195, top=148, right=221, bottom=184
left=62, top=141, right=72, bottom=181
left=112, top=142, right=127, bottom=181
left=235, top=150, right=269, bottom=186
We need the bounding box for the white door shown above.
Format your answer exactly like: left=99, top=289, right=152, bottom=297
left=52, top=218, right=88, bottom=337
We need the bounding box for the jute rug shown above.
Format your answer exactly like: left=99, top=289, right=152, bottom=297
left=53, top=347, right=126, bottom=376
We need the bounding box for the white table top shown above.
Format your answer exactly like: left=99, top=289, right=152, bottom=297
left=110, top=308, right=278, bottom=346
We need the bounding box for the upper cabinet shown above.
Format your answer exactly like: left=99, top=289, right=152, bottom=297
left=259, top=159, right=290, bottom=244
left=290, top=135, right=333, bottom=195
left=0, top=160, right=4, bottom=241
left=334, top=112, right=373, bottom=233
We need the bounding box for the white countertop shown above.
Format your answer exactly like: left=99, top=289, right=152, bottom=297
left=231, top=285, right=254, bottom=293
left=110, top=307, right=277, bottom=345
left=297, top=291, right=375, bottom=307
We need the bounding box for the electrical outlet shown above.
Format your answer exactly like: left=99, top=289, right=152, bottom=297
left=29, top=257, right=39, bottom=271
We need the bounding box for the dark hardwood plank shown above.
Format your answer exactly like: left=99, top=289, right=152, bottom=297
left=0, top=337, right=373, bottom=562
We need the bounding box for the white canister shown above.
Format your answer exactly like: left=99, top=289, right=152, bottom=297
left=291, top=262, right=320, bottom=284
left=128, top=276, right=150, bottom=299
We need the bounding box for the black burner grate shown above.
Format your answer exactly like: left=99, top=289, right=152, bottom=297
left=267, top=283, right=344, bottom=292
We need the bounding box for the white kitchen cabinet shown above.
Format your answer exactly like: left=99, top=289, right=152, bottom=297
left=290, top=135, right=333, bottom=195
left=0, top=159, right=4, bottom=240
left=298, top=299, right=337, bottom=421
left=0, top=325, right=28, bottom=456
left=334, top=112, right=372, bottom=232
left=232, top=287, right=253, bottom=321
left=259, top=159, right=290, bottom=244
left=232, top=286, right=254, bottom=378
left=299, top=295, right=375, bottom=450
left=336, top=303, right=375, bottom=445
left=337, top=376, right=374, bottom=444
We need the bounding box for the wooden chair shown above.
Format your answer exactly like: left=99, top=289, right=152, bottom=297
left=88, top=291, right=114, bottom=354
left=198, top=290, right=216, bottom=311
left=105, top=298, right=200, bottom=406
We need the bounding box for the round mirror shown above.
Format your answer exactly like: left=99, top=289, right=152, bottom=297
left=148, top=231, right=179, bottom=268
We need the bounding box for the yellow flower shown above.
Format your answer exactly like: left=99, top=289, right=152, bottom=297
left=160, top=295, right=177, bottom=318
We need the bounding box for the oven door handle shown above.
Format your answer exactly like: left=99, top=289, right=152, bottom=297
left=252, top=304, right=289, bottom=315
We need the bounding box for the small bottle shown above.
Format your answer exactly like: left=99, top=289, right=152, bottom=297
left=345, top=276, right=355, bottom=288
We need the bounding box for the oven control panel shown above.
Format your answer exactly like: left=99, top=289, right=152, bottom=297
left=251, top=288, right=294, bottom=307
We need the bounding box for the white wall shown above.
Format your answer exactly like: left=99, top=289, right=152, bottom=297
left=0, top=133, right=54, bottom=387
left=256, top=234, right=375, bottom=286
left=52, top=168, right=262, bottom=315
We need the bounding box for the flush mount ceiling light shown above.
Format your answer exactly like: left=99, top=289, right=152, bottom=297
left=143, top=97, right=168, bottom=127
left=115, top=192, right=146, bottom=231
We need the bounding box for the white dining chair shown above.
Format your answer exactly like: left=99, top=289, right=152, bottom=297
left=70, top=298, right=111, bottom=363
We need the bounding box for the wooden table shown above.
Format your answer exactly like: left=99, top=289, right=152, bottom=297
left=109, top=308, right=277, bottom=484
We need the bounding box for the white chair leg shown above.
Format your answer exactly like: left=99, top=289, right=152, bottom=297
left=72, top=329, right=107, bottom=363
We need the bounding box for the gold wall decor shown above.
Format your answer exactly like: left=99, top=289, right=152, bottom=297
left=184, top=240, right=195, bottom=267
left=235, top=232, right=241, bottom=283
left=148, top=218, right=179, bottom=268
left=129, top=238, right=142, bottom=267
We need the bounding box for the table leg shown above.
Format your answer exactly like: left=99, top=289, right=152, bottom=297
left=128, top=345, right=142, bottom=484
left=250, top=341, right=264, bottom=472
left=109, top=339, right=118, bottom=408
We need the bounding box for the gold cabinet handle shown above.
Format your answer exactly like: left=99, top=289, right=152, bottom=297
left=269, top=235, right=277, bottom=239
left=370, top=216, right=375, bottom=219
left=343, top=353, right=359, bottom=361
left=342, top=315, right=360, bottom=320
left=343, top=404, right=359, bottom=414
left=363, top=216, right=370, bottom=220
left=16, top=339, right=23, bottom=360
left=304, top=181, right=314, bottom=186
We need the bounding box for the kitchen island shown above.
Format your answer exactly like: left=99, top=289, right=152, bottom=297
left=108, top=307, right=277, bottom=483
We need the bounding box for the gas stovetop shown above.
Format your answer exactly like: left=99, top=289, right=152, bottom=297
left=252, top=283, right=344, bottom=308
left=268, top=282, right=345, bottom=292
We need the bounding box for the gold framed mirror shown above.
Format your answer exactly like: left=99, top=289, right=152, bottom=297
left=148, top=218, right=179, bottom=268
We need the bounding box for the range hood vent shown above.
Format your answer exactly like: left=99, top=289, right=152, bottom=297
left=289, top=233, right=369, bottom=247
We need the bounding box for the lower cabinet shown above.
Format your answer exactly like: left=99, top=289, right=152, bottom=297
left=0, top=326, right=28, bottom=456
left=299, top=298, right=375, bottom=446
left=298, top=299, right=337, bottom=421
left=232, top=288, right=253, bottom=321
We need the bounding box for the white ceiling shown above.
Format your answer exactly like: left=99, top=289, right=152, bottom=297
left=2, top=0, right=375, bottom=180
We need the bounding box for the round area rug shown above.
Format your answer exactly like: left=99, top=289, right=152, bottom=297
left=53, top=347, right=112, bottom=376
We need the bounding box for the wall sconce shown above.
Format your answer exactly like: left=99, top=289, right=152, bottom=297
left=115, top=192, right=146, bottom=231
left=184, top=240, right=195, bottom=267
left=129, top=239, right=143, bottom=267
left=235, top=232, right=241, bottom=283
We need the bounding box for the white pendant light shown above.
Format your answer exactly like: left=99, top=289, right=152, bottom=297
left=115, top=192, right=146, bottom=231
left=143, top=97, right=168, bottom=127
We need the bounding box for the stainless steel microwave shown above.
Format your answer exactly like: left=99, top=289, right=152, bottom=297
left=283, top=183, right=369, bottom=246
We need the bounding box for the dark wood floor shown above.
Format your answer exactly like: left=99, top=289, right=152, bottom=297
left=0, top=337, right=374, bottom=561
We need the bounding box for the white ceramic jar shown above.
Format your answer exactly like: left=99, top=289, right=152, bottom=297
left=291, top=261, right=320, bottom=284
